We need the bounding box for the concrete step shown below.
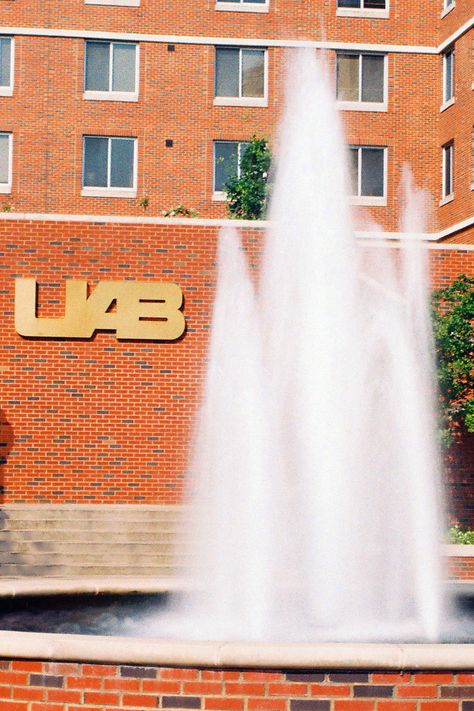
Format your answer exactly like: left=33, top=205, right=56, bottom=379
left=0, top=529, right=184, bottom=543
left=0, top=564, right=177, bottom=577
left=0, top=504, right=189, bottom=580
left=0, top=552, right=190, bottom=565
left=0, top=520, right=187, bottom=532
left=0, top=540, right=189, bottom=553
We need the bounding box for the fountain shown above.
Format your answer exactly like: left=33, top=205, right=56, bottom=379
left=154, top=48, right=445, bottom=645
left=0, top=48, right=472, bottom=711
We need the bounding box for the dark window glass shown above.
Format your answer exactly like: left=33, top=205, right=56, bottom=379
left=215, top=48, right=240, bottom=97
left=361, top=55, right=384, bottom=102
left=338, top=0, right=361, bottom=7
left=348, top=148, right=359, bottom=195
left=110, top=138, right=134, bottom=188
left=242, top=50, right=264, bottom=97
left=444, top=50, right=453, bottom=101
left=214, top=142, right=239, bottom=191
left=0, top=133, right=10, bottom=183
left=83, top=137, right=108, bottom=187
left=364, top=0, right=386, bottom=7
left=361, top=148, right=384, bottom=196
left=112, top=44, right=136, bottom=93
left=0, top=38, right=11, bottom=87
left=337, top=55, right=359, bottom=101
left=85, top=42, right=110, bottom=92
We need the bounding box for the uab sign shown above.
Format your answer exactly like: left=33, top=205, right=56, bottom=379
left=15, top=279, right=185, bottom=341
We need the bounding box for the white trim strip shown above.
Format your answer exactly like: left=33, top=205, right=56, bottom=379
left=0, top=26, right=440, bottom=54
left=0, top=211, right=471, bottom=243
left=439, top=17, right=474, bottom=53
left=0, top=631, right=474, bottom=669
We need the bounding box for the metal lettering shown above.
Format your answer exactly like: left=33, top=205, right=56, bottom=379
left=15, top=279, right=185, bottom=341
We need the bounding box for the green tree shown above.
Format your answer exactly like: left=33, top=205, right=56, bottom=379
left=432, top=275, right=474, bottom=447
left=225, top=137, right=271, bottom=220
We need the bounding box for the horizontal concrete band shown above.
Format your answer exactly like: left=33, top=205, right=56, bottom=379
left=0, top=631, right=473, bottom=669
left=0, top=17, right=472, bottom=53
left=0, top=25, right=441, bottom=53
left=0, top=211, right=472, bottom=244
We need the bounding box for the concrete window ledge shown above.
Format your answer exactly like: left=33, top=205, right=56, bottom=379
left=0, top=631, right=474, bottom=668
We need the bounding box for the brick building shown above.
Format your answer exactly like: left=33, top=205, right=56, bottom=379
left=0, top=1, right=472, bottom=528
left=0, top=0, right=470, bottom=238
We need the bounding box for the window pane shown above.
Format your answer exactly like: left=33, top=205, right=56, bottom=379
left=361, top=148, right=384, bottom=196
left=83, top=137, right=108, bottom=187
left=361, top=55, right=384, bottom=102
left=243, top=0, right=266, bottom=4
left=444, top=145, right=452, bottom=196
left=444, top=51, right=453, bottom=101
left=0, top=39, right=11, bottom=87
left=338, top=0, right=361, bottom=6
left=363, top=0, right=386, bottom=7
left=110, top=138, right=135, bottom=188
left=0, top=134, right=9, bottom=183
left=348, top=148, right=359, bottom=195
left=337, top=55, right=359, bottom=101
left=215, top=48, right=239, bottom=97
left=214, top=142, right=238, bottom=191
left=85, top=42, right=110, bottom=91
left=242, top=50, right=264, bottom=97
left=112, top=43, right=136, bottom=93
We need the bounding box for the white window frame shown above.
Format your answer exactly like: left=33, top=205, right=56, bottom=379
left=215, top=0, right=269, bottom=13
left=441, top=0, right=455, bottom=18
left=349, top=145, right=387, bottom=206
left=83, top=41, right=139, bottom=102
left=440, top=142, right=454, bottom=205
left=85, top=0, right=140, bottom=6
left=336, top=52, right=387, bottom=112
left=212, top=140, right=249, bottom=199
left=336, top=0, right=389, bottom=19
left=81, top=135, right=137, bottom=198
left=0, top=37, right=14, bottom=98
left=441, top=48, right=455, bottom=110
left=214, top=47, right=268, bottom=108
left=0, top=132, right=12, bottom=194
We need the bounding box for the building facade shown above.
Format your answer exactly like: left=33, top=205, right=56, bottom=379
left=0, top=0, right=470, bottom=239
left=0, top=1, right=473, bottom=521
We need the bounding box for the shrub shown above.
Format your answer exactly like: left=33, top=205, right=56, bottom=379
left=431, top=275, right=474, bottom=448
left=225, top=136, right=271, bottom=220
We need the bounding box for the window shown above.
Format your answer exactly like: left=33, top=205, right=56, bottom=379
left=214, top=47, right=267, bottom=106
left=336, top=53, right=386, bottom=108
left=213, top=141, right=249, bottom=194
left=84, top=41, right=138, bottom=100
left=216, top=0, right=268, bottom=12
left=349, top=146, right=386, bottom=203
left=0, top=38, right=13, bottom=96
left=441, top=142, right=454, bottom=201
left=0, top=132, right=12, bottom=193
left=443, top=48, right=454, bottom=104
left=337, top=0, right=387, bottom=10
left=82, top=136, right=137, bottom=197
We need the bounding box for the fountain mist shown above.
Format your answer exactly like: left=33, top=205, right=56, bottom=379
left=162, top=49, right=444, bottom=642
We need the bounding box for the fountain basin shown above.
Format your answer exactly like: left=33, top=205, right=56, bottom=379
left=0, top=633, right=474, bottom=711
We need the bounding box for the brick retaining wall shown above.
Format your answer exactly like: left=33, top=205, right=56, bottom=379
left=0, top=220, right=472, bottom=518
left=1, top=660, right=474, bottom=710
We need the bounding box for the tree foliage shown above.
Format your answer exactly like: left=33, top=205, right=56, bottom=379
left=225, top=137, right=271, bottom=220
left=431, top=275, right=474, bottom=447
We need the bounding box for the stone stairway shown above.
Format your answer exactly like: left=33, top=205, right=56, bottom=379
left=0, top=505, right=189, bottom=579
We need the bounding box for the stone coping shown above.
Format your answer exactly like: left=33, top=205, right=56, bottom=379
left=0, top=632, right=473, bottom=669
left=0, top=576, right=185, bottom=597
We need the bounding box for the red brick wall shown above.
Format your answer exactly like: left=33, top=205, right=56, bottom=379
left=0, top=660, right=473, bottom=710
left=447, top=554, right=474, bottom=580
left=0, top=0, right=470, bottom=234
left=0, top=219, right=473, bottom=509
